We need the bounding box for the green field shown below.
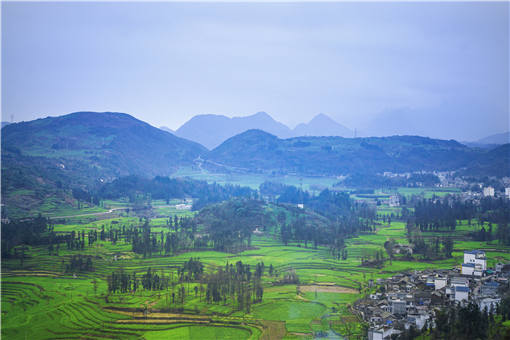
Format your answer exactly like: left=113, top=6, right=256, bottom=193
left=3, top=190, right=509, bottom=339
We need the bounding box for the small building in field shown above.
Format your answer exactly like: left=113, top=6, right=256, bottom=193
left=389, top=195, right=400, bottom=207
left=483, top=186, right=495, bottom=197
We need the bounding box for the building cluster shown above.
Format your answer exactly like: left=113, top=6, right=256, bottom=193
left=356, top=250, right=509, bottom=340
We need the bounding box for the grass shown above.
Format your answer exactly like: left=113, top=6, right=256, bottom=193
left=3, top=189, right=510, bottom=340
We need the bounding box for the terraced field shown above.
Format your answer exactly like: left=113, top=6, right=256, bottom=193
left=3, top=198, right=510, bottom=339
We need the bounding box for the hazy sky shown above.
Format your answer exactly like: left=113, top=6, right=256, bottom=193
left=2, top=1, right=508, bottom=140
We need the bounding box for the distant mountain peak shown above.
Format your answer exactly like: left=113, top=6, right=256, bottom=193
left=311, top=113, right=331, bottom=121
left=293, top=113, right=352, bottom=137
left=175, top=112, right=292, bottom=149
left=253, top=111, right=270, bottom=118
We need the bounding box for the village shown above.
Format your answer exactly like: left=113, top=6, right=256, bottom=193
left=357, top=250, right=509, bottom=340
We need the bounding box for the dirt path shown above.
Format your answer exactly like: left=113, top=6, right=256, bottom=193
left=299, top=284, right=358, bottom=294
left=48, top=207, right=126, bottom=219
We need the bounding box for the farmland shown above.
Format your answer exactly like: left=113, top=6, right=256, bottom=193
left=3, top=187, right=510, bottom=340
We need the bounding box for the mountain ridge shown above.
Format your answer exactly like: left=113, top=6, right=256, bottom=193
left=174, top=112, right=353, bottom=149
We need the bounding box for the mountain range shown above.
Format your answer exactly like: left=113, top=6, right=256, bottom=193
left=206, top=129, right=488, bottom=176
left=2, top=111, right=508, bottom=216
left=173, top=112, right=353, bottom=149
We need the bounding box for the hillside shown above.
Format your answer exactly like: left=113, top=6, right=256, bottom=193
left=293, top=113, right=352, bottom=137
left=206, top=130, right=483, bottom=176
left=475, top=131, right=510, bottom=145
left=2, top=111, right=206, bottom=176
left=460, top=143, right=510, bottom=177
left=175, top=112, right=293, bottom=149
left=1, top=112, right=207, bottom=215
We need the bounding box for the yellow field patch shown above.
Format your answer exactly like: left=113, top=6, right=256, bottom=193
left=299, top=285, right=358, bottom=294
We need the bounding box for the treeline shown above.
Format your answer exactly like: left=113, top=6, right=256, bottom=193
left=203, top=260, right=266, bottom=312
left=1, top=214, right=49, bottom=258
left=412, top=196, right=510, bottom=245
left=399, top=294, right=510, bottom=339
left=93, top=175, right=258, bottom=211
left=414, top=196, right=509, bottom=231
left=340, top=173, right=440, bottom=189
left=194, top=199, right=267, bottom=252
left=106, top=259, right=268, bottom=313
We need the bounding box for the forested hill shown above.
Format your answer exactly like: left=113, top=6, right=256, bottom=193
left=206, top=129, right=500, bottom=176
left=1, top=112, right=207, bottom=216
left=2, top=111, right=206, bottom=181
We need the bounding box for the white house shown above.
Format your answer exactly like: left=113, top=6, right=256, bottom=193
left=434, top=277, right=447, bottom=290
left=451, top=276, right=469, bottom=288
left=454, top=286, right=470, bottom=302
left=389, top=195, right=400, bottom=207
left=368, top=327, right=401, bottom=340
left=462, top=263, right=475, bottom=276
left=483, top=186, right=495, bottom=197
left=505, top=187, right=510, bottom=199
left=464, top=250, right=487, bottom=271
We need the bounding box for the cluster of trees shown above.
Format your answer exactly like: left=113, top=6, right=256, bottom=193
left=65, top=255, right=93, bottom=273
left=105, top=259, right=268, bottom=313
left=405, top=220, right=454, bottom=260
left=341, top=173, right=440, bottom=189
left=94, top=175, right=258, bottom=211
left=418, top=298, right=510, bottom=340
left=413, top=196, right=510, bottom=244
left=107, top=267, right=171, bottom=294
left=202, top=260, right=266, bottom=312
left=194, top=199, right=268, bottom=252
left=414, top=199, right=459, bottom=231
left=1, top=214, right=49, bottom=258
left=415, top=196, right=509, bottom=231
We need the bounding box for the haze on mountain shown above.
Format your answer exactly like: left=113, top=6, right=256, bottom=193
left=1, top=111, right=205, bottom=185
left=3, top=2, right=507, bottom=142
left=474, top=131, right=510, bottom=145
left=293, top=113, right=353, bottom=138
left=159, top=126, right=174, bottom=134
left=175, top=112, right=353, bottom=149
left=175, top=112, right=293, bottom=150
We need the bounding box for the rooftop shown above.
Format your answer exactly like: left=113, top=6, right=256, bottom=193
left=455, top=286, right=470, bottom=293
left=465, top=250, right=486, bottom=255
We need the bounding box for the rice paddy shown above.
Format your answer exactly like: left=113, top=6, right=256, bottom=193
left=3, top=188, right=510, bottom=339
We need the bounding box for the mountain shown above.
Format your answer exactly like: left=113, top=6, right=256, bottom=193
left=474, top=132, right=510, bottom=145
left=175, top=112, right=293, bottom=149
left=461, top=144, right=510, bottom=178
left=175, top=112, right=355, bottom=149
left=293, top=113, right=353, bottom=137
left=206, top=130, right=482, bottom=176
left=160, top=126, right=174, bottom=134
left=2, top=111, right=206, bottom=188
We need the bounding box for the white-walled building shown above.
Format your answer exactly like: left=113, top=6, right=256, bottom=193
left=505, top=187, right=510, bottom=199
left=483, top=186, right=495, bottom=197
left=454, top=286, right=470, bottom=302
left=389, top=195, right=400, bottom=207
left=434, top=277, right=447, bottom=290
left=461, top=263, right=475, bottom=276
left=464, top=250, right=487, bottom=271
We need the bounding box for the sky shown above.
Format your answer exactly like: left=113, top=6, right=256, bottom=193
left=1, top=1, right=508, bottom=141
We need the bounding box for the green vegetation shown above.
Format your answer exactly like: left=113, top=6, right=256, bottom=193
left=2, top=183, right=510, bottom=339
